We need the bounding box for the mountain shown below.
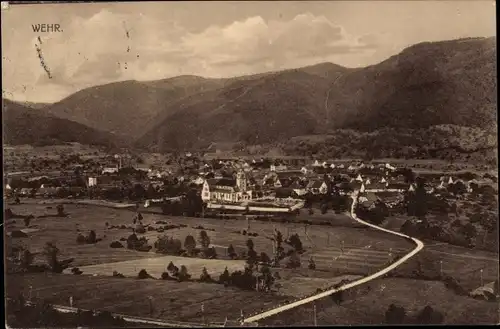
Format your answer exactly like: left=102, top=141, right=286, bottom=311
left=33, top=37, right=496, bottom=161
left=2, top=99, right=122, bottom=148
left=14, top=101, right=52, bottom=109
left=137, top=37, right=496, bottom=156
left=43, top=77, right=230, bottom=141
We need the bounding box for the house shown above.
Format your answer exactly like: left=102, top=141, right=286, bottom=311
left=385, top=163, right=396, bottom=171
left=386, top=182, right=408, bottom=192
left=201, top=170, right=253, bottom=203
left=192, top=176, right=205, bottom=185
left=307, top=180, right=328, bottom=194
left=364, top=181, right=386, bottom=192
left=350, top=181, right=365, bottom=193
left=358, top=192, right=379, bottom=208
left=88, top=177, right=97, bottom=187
left=102, top=167, right=119, bottom=175
left=270, top=163, right=287, bottom=172
left=377, top=191, right=404, bottom=208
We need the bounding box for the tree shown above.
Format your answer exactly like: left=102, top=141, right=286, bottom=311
left=416, top=305, right=444, bottom=324
left=219, top=267, right=230, bottom=285
left=246, top=238, right=254, bottom=251
left=385, top=304, right=406, bottom=324
left=56, top=204, right=65, bottom=217
left=198, top=230, right=211, bottom=250
left=199, top=267, right=212, bottom=282
left=259, top=265, right=274, bottom=292
left=156, top=235, right=182, bottom=255
left=24, top=216, right=31, bottom=227
left=308, top=257, right=316, bottom=270
left=184, top=235, right=197, bottom=256
left=288, top=234, right=303, bottom=252
left=44, top=242, right=60, bottom=273
left=178, top=265, right=191, bottom=282
left=286, top=251, right=301, bottom=269
left=227, top=244, right=237, bottom=259
left=87, top=230, right=97, bottom=244
left=20, top=248, right=34, bottom=269
left=320, top=203, right=328, bottom=214
left=260, top=252, right=271, bottom=264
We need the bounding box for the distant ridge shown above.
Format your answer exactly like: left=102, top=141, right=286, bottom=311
left=9, top=37, right=496, bottom=162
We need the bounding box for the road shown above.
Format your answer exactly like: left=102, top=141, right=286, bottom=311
left=243, top=190, right=425, bottom=324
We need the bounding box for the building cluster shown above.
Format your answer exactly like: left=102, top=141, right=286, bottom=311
left=4, top=152, right=491, bottom=212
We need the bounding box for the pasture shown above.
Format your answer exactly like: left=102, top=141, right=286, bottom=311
left=67, top=256, right=246, bottom=278
left=6, top=273, right=289, bottom=324
left=258, top=278, right=499, bottom=326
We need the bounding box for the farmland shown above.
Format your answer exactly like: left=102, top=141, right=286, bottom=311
left=257, top=278, right=499, bottom=326
left=5, top=273, right=289, bottom=324
left=5, top=197, right=495, bottom=325
left=5, top=199, right=416, bottom=323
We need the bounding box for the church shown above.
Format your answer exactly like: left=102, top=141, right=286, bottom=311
left=201, top=170, right=253, bottom=203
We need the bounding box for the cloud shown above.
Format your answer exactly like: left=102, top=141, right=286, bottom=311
left=3, top=10, right=381, bottom=102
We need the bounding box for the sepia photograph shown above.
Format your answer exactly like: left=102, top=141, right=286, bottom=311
left=1, top=0, right=498, bottom=327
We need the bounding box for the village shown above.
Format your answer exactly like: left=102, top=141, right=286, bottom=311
left=4, top=150, right=492, bottom=219
left=4, top=146, right=499, bottom=327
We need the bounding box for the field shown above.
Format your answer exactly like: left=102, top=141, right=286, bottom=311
left=4, top=198, right=415, bottom=322
left=67, top=256, right=246, bottom=278
left=5, top=273, right=288, bottom=324
left=258, top=278, right=499, bottom=325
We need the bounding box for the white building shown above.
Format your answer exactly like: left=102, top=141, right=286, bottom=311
left=201, top=170, right=253, bottom=203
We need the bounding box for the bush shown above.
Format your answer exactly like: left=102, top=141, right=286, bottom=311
left=24, top=216, right=31, bottom=227
left=286, top=251, right=301, bottom=269
left=112, top=270, right=125, bottom=278
left=199, top=267, right=213, bottom=283
left=308, top=257, right=316, bottom=270
left=11, top=230, right=28, bottom=238
left=167, top=261, right=179, bottom=277
left=135, top=223, right=146, bottom=234
left=184, top=235, right=197, bottom=255
left=260, top=252, right=271, bottom=264
left=178, top=265, right=191, bottom=282
left=227, top=244, right=237, bottom=259
left=137, top=269, right=152, bottom=279
left=86, top=230, right=97, bottom=244
left=156, top=235, right=182, bottom=255
left=385, top=304, right=406, bottom=324
left=161, top=272, right=171, bottom=280
left=415, top=305, right=444, bottom=324
left=76, top=233, right=86, bottom=244
left=219, top=267, right=230, bottom=285
left=109, top=241, right=124, bottom=248
left=71, top=267, right=83, bottom=275
left=287, top=234, right=303, bottom=252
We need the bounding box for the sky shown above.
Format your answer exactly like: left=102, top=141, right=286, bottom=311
left=1, top=1, right=496, bottom=103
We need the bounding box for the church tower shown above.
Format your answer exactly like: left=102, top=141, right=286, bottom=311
left=236, top=170, right=247, bottom=191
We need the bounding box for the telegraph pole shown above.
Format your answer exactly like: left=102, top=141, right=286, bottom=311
left=480, top=269, right=484, bottom=287
left=313, top=302, right=317, bottom=326
left=439, top=260, right=443, bottom=277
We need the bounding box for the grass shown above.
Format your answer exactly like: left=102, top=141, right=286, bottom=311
left=69, top=256, right=246, bottom=278
left=5, top=200, right=414, bottom=300
left=257, top=278, right=499, bottom=326
left=6, top=272, right=289, bottom=324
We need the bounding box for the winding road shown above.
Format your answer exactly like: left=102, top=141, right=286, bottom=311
left=243, top=190, right=425, bottom=324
